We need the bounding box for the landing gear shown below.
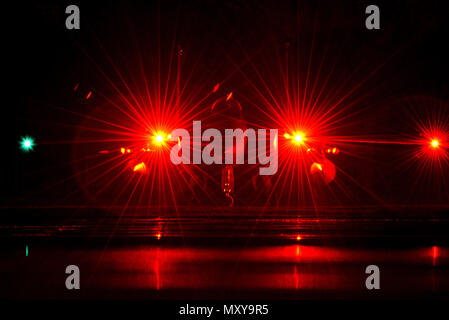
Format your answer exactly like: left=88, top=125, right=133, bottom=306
left=221, top=165, right=235, bottom=207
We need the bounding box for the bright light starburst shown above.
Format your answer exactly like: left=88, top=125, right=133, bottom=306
left=20, top=136, right=35, bottom=152
left=431, top=139, right=439, bottom=148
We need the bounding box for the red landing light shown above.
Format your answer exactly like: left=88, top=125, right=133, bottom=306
left=284, top=132, right=306, bottom=146
left=310, top=163, right=323, bottom=173
left=155, top=135, right=164, bottom=143
left=326, top=147, right=339, bottom=154
left=152, top=132, right=171, bottom=147
left=430, top=139, right=440, bottom=149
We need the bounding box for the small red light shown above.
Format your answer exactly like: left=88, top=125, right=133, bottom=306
left=133, top=162, right=146, bottom=173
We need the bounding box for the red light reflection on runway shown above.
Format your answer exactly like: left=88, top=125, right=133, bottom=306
left=4, top=244, right=449, bottom=299
left=83, top=245, right=449, bottom=293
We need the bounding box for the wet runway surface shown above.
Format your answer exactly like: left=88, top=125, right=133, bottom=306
left=1, top=206, right=449, bottom=300
left=2, top=243, right=449, bottom=300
